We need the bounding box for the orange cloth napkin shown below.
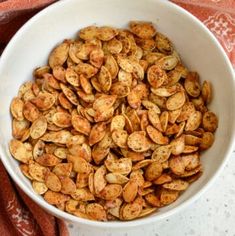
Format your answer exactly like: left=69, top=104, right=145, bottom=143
left=0, top=161, right=69, bottom=236
left=172, top=0, right=235, bottom=66
left=0, top=0, right=235, bottom=235
left=0, top=0, right=56, bottom=54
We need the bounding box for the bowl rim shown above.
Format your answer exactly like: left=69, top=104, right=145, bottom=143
left=0, top=0, right=235, bottom=228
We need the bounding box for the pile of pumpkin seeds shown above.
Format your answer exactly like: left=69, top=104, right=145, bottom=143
left=9, top=21, right=218, bottom=221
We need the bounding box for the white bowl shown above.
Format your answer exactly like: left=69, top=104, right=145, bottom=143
left=0, top=0, right=235, bottom=229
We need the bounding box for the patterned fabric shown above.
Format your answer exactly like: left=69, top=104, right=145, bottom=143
left=172, top=0, right=235, bottom=66
left=0, top=162, right=69, bottom=236
left=0, top=0, right=234, bottom=235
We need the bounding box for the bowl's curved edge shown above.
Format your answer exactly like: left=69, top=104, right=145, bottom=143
left=0, top=0, right=235, bottom=229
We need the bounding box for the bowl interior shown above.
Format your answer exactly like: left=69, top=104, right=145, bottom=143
left=0, top=0, right=234, bottom=228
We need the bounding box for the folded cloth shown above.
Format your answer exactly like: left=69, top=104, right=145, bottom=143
left=0, top=0, right=234, bottom=235
left=0, top=161, right=69, bottom=236
left=0, top=0, right=56, bottom=54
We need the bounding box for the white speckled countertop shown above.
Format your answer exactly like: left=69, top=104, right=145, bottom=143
left=67, top=150, right=235, bottom=236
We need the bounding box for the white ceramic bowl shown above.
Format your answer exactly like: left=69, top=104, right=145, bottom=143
left=0, top=0, right=235, bottom=229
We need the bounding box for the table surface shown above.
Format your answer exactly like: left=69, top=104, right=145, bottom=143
left=67, top=149, right=235, bottom=236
